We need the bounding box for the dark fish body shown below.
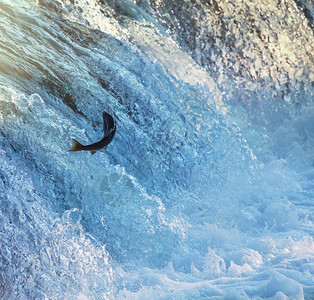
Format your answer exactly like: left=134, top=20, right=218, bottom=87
left=69, top=111, right=116, bottom=155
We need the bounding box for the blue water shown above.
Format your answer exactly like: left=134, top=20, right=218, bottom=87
left=0, top=0, right=313, bottom=299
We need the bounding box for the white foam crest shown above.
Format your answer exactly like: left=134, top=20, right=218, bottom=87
left=56, top=0, right=125, bottom=40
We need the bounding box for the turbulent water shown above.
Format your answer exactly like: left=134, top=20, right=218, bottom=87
left=0, top=0, right=313, bottom=299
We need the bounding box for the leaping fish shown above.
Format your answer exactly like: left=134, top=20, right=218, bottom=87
left=69, top=111, right=116, bottom=155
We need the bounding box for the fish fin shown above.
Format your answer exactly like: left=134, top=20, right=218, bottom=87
left=69, top=139, right=84, bottom=152
left=90, top=150, right=97, bottom=155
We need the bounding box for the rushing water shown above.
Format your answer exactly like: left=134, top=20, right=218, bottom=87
left=0, top=0, right=313, bottom=299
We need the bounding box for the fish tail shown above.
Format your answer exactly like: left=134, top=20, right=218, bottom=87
left=69, top=139, right=84, bottom=152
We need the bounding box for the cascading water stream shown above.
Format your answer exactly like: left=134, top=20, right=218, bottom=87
left=0, top=0, right=313, bottom=299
